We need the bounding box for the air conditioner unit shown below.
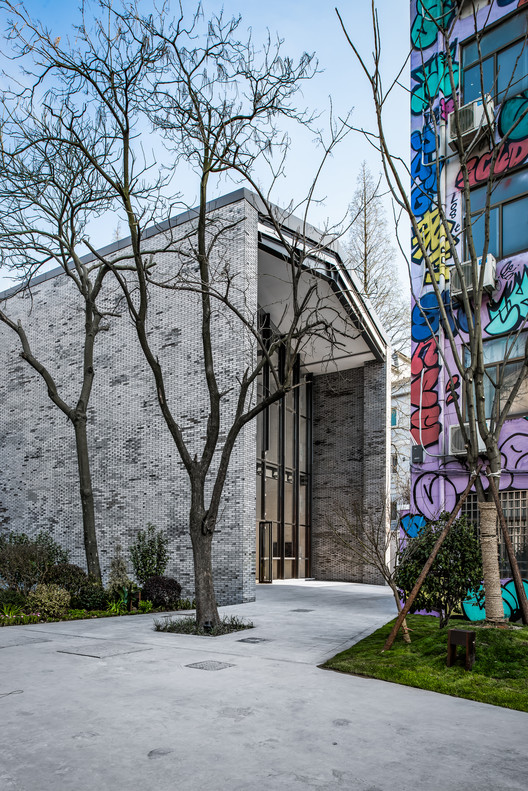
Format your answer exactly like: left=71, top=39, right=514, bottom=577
left=448, top=95, right=494, bottom=151
left=448, top=423, right=487, bottom=457
left=450, top=254, right=496, bottom=300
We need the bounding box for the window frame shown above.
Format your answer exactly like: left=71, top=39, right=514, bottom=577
left=465, top=165, right=528, bottom=261
left=463, top=333, right=528, bottom=420
left=461, top=10, right=528, bottom=105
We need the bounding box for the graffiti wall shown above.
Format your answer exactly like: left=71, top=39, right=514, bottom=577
left=410, top=0, right=528, bottom=521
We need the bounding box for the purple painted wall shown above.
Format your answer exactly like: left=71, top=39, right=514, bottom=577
left=410, top=0, right=528, bottom=522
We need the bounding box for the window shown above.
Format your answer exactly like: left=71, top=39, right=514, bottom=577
left=462, top=490, right=528, bottom=577
left=466, top=168, right=528, bottom=259
left=462, top=12, right=528, bottom=104
left=391, top=453, right=398, bottom=474
left=465, top=334, right=528, bottom=419
left=391, top=407, right=398, bottom=427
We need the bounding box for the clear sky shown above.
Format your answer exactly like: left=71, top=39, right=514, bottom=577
left=0, top=0, right=411, bottom=288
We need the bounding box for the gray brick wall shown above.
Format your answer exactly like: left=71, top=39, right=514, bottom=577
left=311, top=363, right=388, bottom=583
left=0, top=197, right=258, bottom=605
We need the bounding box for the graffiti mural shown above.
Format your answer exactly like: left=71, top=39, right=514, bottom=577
left=411, top=208, right=459, bottom=284
left=486, top=265, right=528, bottom=335
left=410, top=0, right=528, bottom=538
left=411, top=44, right=459, bottom=116
left=411, top=0, right=456, bottom=50
left=411, top=337, right=441, bottom=448
left=455, top=137, right=528, bottom=190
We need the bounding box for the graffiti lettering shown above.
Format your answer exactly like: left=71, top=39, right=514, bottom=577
left=411, top=337, right=441, bottom=448
left=439, top=96, right=455, bottom=121
left=486, top=266, right=528, bottom=335
left=411, top=124, right=441, bottom=217
left=411, top=208, right=459, bottom=284
left=411, top=45, right=459, bottom=116
left=411, top=0, right=456, bottom=50
left=455, top=137, right=528, bottom=189
left=411, top=291, right=462, bottom=342
left=498, top=91, right=528, bottom=141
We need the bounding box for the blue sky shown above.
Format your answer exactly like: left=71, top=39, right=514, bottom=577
left=0, top=0, right=410, bottom=286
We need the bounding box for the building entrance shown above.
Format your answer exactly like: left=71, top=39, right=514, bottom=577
left=256, top=362, right=312, bottom=581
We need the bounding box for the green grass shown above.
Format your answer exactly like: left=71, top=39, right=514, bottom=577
left=323, top=615, right=528, bottom=712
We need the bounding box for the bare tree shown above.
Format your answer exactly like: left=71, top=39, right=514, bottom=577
left=346, top=162, right=409, bottom=352
left=0, top=115, right=118, bottom=581
left=338, top=0, right=528, bottom=624
left=1, top=1, right=355, bottom=627
left=330, top=500, right=412, bottom=642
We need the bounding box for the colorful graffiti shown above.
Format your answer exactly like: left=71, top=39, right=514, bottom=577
left=486, top=265, right=528, bottom=335
left=462, top=579, right=528, bottom=621
left=455, top=137, right=528, bottom=190
left=411, top=44, right=459, bottom=116
left=498, top=90, right=528, bottom=140
left=411, top=336, right=441, bottom=448
left=410, top=0, right=456, bottom=51
left=411, top=124, right=441, bottom=217
left=411, top=208, right=459, bottom=284
left=400, top=513, right=427, bottom=538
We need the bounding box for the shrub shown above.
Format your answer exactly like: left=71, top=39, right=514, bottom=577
left=107, top=544, right=132, bottom=598
left=0, top=589, right=26, bottom=609
left=0, top=530, right=69, bottom=594
left=395, top=512, right=482, bottom=628
left=46, top=563, right=89, bottom=596
left=72, top=583, right=108, bottom=611
left=0, top=542, right=51, bottom=594
left=142, top=576, right=182, bottom=609
left=26, top=584, right=71, bottom=619
left=138, top=599, right=153, bottom=613
left=130, top=524, right=169, bottom=586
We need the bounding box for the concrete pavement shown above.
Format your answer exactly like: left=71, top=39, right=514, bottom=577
left=0, top=580, right=527, bottom=791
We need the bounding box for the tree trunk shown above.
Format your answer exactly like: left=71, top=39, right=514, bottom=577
left=478, top=500, right=504, bottom=623
left=73, top=416, right=101, bottom=582
left=190, top=505, right=220, bottom=628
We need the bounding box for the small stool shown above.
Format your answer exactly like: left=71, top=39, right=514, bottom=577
left=447, top=629, right=476, bottom=671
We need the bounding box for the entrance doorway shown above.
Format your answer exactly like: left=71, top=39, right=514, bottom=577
left=256, top=363, right=312, bottom=581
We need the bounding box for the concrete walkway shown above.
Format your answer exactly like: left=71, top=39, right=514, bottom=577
left=0, top=580, right=527, bottom=791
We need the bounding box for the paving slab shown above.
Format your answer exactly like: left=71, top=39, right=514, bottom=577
left=0, top=580, right=527, bottom=791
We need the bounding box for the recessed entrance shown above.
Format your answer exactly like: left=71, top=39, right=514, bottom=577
left=256, top=357, right=311, bottom=581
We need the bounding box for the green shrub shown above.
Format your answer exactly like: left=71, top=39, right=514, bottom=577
left=107, top=544, right=131, bottom=598
left=72, top=583, right=108, bottom=611
left=138, top=599, right=153, bottom=613
left=130, top=524, right=169, bottom=586
left=0, top=530, right=69, bottom=594
left=142, top=576, right=182, bottom=609
left=0, top=542, right=51, bottom=594
left=395, top=512, right=482, bottom=628
left=0, top=589, right=26, bottom=609
left=26, top=584, right=71, bottom=619
left=46, top=563, right=89, bottom=596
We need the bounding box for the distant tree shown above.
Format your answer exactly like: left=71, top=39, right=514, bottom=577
left=346, top=162, right=409, bottom=351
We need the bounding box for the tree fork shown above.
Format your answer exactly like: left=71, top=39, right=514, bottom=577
left=382, top=466, right=481, bottom=652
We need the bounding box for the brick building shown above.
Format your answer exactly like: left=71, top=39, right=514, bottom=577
left=0, top=189, right=389, bottom=603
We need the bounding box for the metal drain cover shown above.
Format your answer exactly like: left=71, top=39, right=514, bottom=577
left=290, top=609, right=314, bottom=613
left=185, top=660, right=235, bottom=671
left=237, top=637, right=271, bottom=644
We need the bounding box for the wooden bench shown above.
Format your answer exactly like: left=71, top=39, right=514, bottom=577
left=447, top=628, right=476, bottom=671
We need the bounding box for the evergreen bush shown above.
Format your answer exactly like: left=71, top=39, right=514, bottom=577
left=130, top=524, right=169, bottom=586
left=142, top=576, right=182, bottom=609
left=26, top=584, right=71, bottom=619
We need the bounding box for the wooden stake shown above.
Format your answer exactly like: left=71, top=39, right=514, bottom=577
left=382, top=466, right=482, bottom=652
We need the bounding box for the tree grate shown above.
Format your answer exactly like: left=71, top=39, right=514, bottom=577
left=185, top=660, right=235, bottom=671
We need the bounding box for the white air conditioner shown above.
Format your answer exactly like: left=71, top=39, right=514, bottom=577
left=448, top=95, right=494, bottom=151
left=448, top=423, right=487, bottom=456
left=450, top=254, right=496, bottom=300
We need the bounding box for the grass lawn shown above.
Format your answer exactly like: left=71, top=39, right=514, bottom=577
left=322, top=615, right=528, bottom=712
